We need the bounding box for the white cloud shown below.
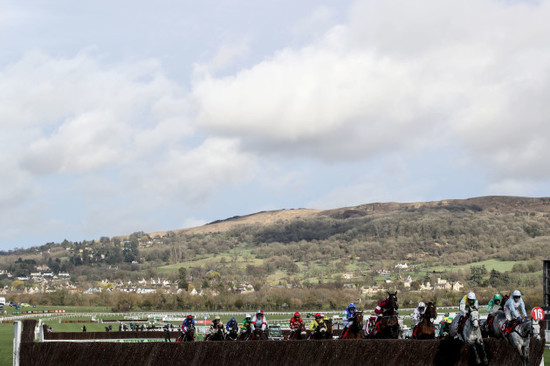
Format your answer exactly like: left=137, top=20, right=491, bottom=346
left=190, top=0, right=550, bottom=180
left=148, top=137, right=258, bottom=205
left=292, top=6, right=335, bottom=39
left=0, top=51, right=258, bottom=246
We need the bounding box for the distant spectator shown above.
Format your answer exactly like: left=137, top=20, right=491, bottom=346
left=164, top=325, right=171, bottom=342
left=82, top=325, right=86, bottom=333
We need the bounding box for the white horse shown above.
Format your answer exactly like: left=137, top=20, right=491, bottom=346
left=449, top=308, right=488, bottom=365
left=490, top=310, right=541, bottom=366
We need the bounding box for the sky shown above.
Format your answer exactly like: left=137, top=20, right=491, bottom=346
left=1, top=0, right=549, bottom=250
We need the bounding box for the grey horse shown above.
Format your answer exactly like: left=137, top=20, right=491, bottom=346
left=449, top=308, right=488, bottom=365
left=490, top=310, right=541, bottom=366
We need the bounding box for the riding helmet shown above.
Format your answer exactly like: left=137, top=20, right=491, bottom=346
left=467, top=292, right=476, bottom=300
left=294, top=312, right=300, bottom=317
left=512, top=290, right=522, bottom=297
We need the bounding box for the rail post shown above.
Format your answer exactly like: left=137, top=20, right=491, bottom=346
left=13, top=321, right=22, bottom=366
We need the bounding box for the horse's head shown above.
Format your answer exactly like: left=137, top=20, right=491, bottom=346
left=531, top=320, right=541, bottom=341
left=501, top=294, right=510, bottom=309
left=355, top=311, right=364, bottom=323
left=426, top=302, right=437, bottom=319
left=387, top=291, right=398, bottom=310
left=325, top=318, right=333, bottom=331
left=468, top=308, right=480, bottom=328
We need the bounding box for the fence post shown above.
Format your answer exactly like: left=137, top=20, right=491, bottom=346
left=13, top=321, right=22, bottom=366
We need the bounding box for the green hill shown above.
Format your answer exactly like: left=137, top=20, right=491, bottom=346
left=0, top=196, right=549, bottom=310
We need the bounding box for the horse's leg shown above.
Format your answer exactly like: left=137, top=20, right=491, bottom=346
left=519, top=339, right=528, bottom=366
left=469, top=341, right=482, bottom=365
left=478, top=339, right=488, bottom=365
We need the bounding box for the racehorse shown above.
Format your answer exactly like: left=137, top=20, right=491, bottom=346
left=250, top=328, right=267, bottom=340
left=176, top=324, right=195, bottom=342
left=225, top=323, right=240, bottom=341
left=309, top=318, right=333, bottom=340
left=450, top=308, right=488, bottom=365
left=482, top=294, right=509, bottom=337
left=288, top=322, right=307, bottom=340
left=342, top=311, right=364, bottom=339
left=489, top=310, right=541, bottom=366
left=205, top=322, right=225, bottom=341
left=238, top=323, right=252, bottom=341
left=369, top=292, right=400, bottom=339
left=413, top=301, right=436, bottom=339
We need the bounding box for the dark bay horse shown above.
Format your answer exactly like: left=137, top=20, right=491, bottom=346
left=250, top=327, right=267, bottom=340
left=205, top=322, right=225, bottom=341
left=238, top=323, right=252, bottom=341
left=342, top=311, right=364, bottom=339
left=225, top=323, right=239, bottom=341
left=413, top=302, right=437, bottom=339
left=309, top=318, right=333, bottom=340
left=369, top=292, right=400, bottom=339
left=176, top=324, right=195, bottom=342
left=288, top=322, right=307, bottom=340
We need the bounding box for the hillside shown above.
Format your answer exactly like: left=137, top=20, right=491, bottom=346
left=1, top=196, right=549, bottom=310
left=150, top=196, right=550, bottom=236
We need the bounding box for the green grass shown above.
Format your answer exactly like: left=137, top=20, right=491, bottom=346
left=0, top=323, right=13, bottom=366
left=1, top=305, right=111, bottom=316
left=157, top=251, right=264, bottom=274
left=426, top=259, right=526, bottom=273
left=545, top=347, right=549, bottom=366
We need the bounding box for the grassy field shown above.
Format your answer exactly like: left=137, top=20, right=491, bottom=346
left=426, top=259, right=526, bottom=273
left=156, top=249, right=264, bottom=274
left=0, top=323, right=13, bottom=366
left=1, top=305, right=112, bottom=316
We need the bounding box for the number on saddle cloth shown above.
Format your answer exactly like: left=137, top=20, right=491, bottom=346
left=501, top=319, right=519, bottom=334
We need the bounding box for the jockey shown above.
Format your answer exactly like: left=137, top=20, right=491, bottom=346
left=181, top=315, right=195, bottom=334
left=342, top=303, right=357, bottom=329
left=251, top=309, right=268, bottom=332
left=457, top=292, right=478, bottom=335
left=240, top=314, right=252, bottom=333
left=210, top=315, right=224, bottom=335
left=375, top=295, right=398, bottom=317
left=438, top=316, right=453, bottom=338
left=486, top=294, right=502, bottom=314
left=504, top=290, right=527, bottom=326
left=226, top=317, right=238, bottom=332
left=459, top=292, right=479, bottom=316
left=412, top=302, right=426, bottom=326
left=309, top=313, right=325, bottom=332
left=289, top=312, right=304, bottom=331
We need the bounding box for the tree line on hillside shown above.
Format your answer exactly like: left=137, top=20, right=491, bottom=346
left=6, top=283, right=544, bottom=314
left=0, top=206, right=548, bottom=290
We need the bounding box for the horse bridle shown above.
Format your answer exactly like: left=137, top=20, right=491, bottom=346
left=512, top=321, right=531, bottom=338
